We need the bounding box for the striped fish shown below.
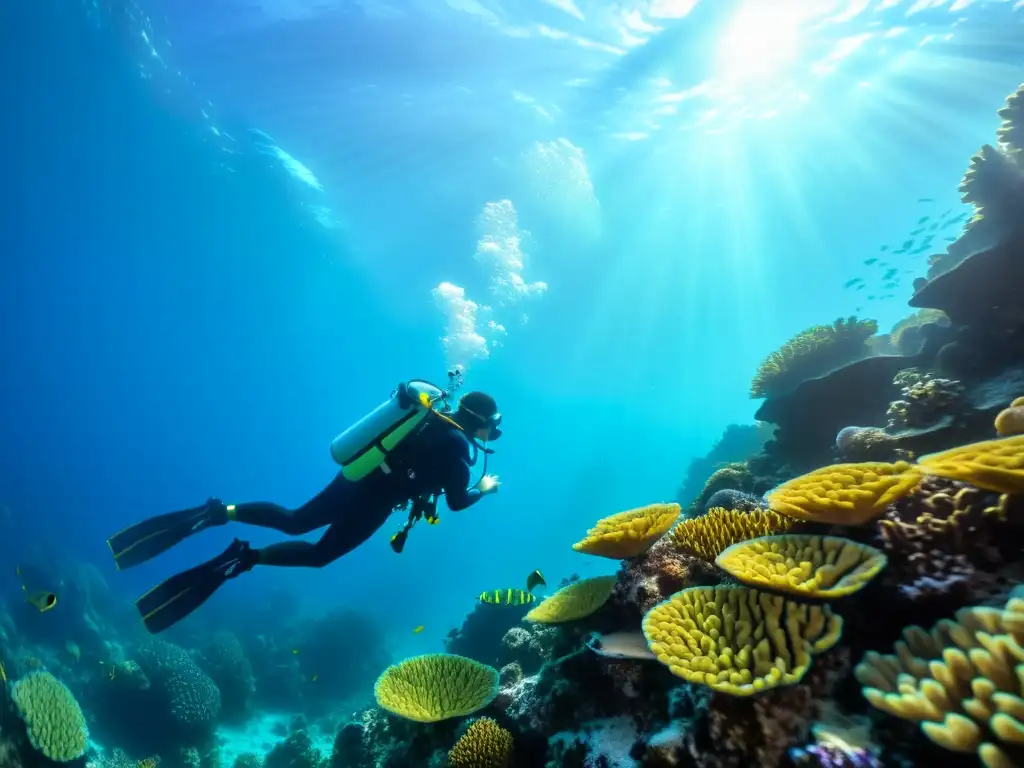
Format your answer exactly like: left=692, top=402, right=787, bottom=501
left=478, top=588, right=537, bottom=606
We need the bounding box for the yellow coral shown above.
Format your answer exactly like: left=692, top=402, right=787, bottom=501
left=996, top=83, right=1023, bottom=152
left=855, top=596, right=1024, bottom=768
left=669, top=507, right=794, bottom=562
left=918, top=435, right=1024, bottom=494
left=373, top=654, right=498, bottom=723
left=750, top=316, right=878, bottom=399
left=525, top=575, right=617, bottom=624
left=10, top=671, right=89, bottom=762
left=714, top=534, right=887, bottom=600
left=572, top=503, right=680, bottom=559
left=447, top=717, right=514, bottom=768
left=766, top=461, right=923, bottom=525
left=995, top=397, right=1024, bottom=437
left=641, top=585, right=843, bottom=696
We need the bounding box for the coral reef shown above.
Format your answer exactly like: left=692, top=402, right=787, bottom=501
left=373, top=654, right=499, bottom=723
left=677, top=423, right=775, bottom=509
left=750, top=317, right=878, bottom=400
left=571, top=503, right=680, bottom=559
left=669, top=507, right=795, bottom=562
left=714, top=534, right=887, bottom=600
left=886, top=368, right=965, bottom=431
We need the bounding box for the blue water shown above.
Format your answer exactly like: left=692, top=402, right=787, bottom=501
left=2, top=0, right=1023, bottom=671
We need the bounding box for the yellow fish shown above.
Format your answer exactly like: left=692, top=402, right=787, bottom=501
left=412, top=625, right=425, bottom=634
left=478, top=588, right=537, bottom=606
left=310, top=673, right=318, bottom=683
left=0, top=661, right=6, bottom=683
left=291, top=649, right=300, bottom=655
left=16, top=566, right=57, bottom=613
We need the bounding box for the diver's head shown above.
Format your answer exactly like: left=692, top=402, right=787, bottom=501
left=455, top=391, right=502, bottom=442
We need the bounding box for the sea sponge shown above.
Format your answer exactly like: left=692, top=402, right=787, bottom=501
left=766, top=461, right=923, bottom=525
left=715, top=534, right=887, bottom=600
left=373, top=654, right=499, bottom=723
left=669, top=507, right=795, bottom=562
left=11, top=671, right=89, bottom=761
left=750, top=316, right=878, bottom=399
left=917, top=435, right=1024, bottom=494
left=642, top=585, right=843, bottom=696
left=994, top=397, right=1024, bottom=437
left=447, top=717, right=514, bottom=767
left=572, top=503, right=680, bottom=559
left=525, top=575, right=617, bottom=624
left=854, top=596, right=1024, bottom=768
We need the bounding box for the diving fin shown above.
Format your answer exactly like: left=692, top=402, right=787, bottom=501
left=135, top=538, right=257, bottom=634
left=107, top=498, right=228, bottom=570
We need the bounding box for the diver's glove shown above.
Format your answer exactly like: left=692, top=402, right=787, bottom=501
left=474, top=474, right=500, bottom=495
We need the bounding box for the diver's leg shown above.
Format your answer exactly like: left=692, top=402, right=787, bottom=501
left=108, top=498, right=229, bottom=570
left=254, top=506, right=392, bottom=568
left=227, top=473, right=350, bottom=536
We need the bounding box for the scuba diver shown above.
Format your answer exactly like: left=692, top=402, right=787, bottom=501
left=107, top=374, right=502, bottom=634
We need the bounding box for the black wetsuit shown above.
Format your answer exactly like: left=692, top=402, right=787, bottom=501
left=227, top=420, right=485, bottom=567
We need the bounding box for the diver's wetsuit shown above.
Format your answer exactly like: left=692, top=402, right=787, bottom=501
left=228, top=420, right=485, bottom=568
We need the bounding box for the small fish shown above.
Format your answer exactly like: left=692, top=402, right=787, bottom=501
left=16, top=566, right=57, bottom=613
left=928, top=223, right=938, bottom=232
left=526, top=570, right=546, bottom=592
left=944, top=236, right=957, bottom=242
left=901, top=240, right=914, bottom=250
left=0, top=661, right=6, bottom=683
left=479, top=588, right=537, bottom=606
left=310, top=674, right=318, bottom=683
left=910, top=228, right=925, bottom=236
left=412, top=625, right=425, bottom=634
left=585, top=632, right=656, bottom=661
left=863, top=257, right=878, bottom=265
left=843, top=278, right=863, bottom=289
left=917, top=215, right=929, bottom=224
left=879, top=245, right=888, bottom=252
left=883, top=268, right=898, bottom=279
left=918, top=197, right=934, bottom=202
left=291, top=649, right=300, bottom=655
left=883, top=282, right=898, bottom=290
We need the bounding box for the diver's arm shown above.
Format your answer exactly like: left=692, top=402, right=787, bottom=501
left=443, top=459, right=485, bottom=512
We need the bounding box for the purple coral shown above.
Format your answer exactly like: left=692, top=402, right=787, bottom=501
left=788, top=744, right=882, bottom=768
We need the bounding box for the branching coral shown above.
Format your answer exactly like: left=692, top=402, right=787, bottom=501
left=669, top=507, right=794, bottom=562
left=878, top=475, right=1024, bottom=605
left=571, top=503, right=680, bottom=559
left=373, top=654, right=499, bottom=723
left=715, top=535, right=887, bottom=600
left=886, top=368, right=965, bottom=431
left=766, top=461, right=923, bottom=525
left=642, top=585, right=843, bottom=696
left=918, top=435, right=1024, bottom=494
left=854, top=595, right=1024, bottom=768
left=612, top=537, right=722, bottom=615
left=447, top=717, right=514, bottom=767
left=750, top=317, right=878, bottom=400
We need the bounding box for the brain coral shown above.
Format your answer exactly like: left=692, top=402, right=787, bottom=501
left=572, top=503, right=680, bottom=559
left=373, top=653, right=499, bottom=723
left=669, top=507, right=794, bottom=562
left=715, top=534, right=887, bottom=600
left=136, top=639, right=222, bottom=727
left=11, top=671, right=89, bottom=762
left=918, top=435, right=1024, bottom=494
left=448, top=717, right=514, bottom=767
left=642, top=585, right=843, bottom=696
left=766, top=461, right=923, bottom=525
left=525, top=575, right=617, bottom=624
left=855, top=595, right=1024, bottom=768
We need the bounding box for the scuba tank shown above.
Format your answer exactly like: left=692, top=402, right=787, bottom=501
left=330, top=373, right=463, bottom=482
